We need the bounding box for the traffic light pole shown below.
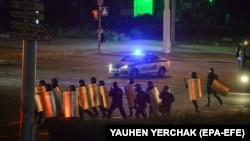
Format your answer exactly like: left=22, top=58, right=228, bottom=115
left=98, top=6, right=102, bottom=54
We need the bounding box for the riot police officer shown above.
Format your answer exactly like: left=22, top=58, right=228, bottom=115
left=206, top=68, right=222, bottom=106
left=159, top=85, right=175, bottom=117
left=78, top=80, right=95, bottom=119
left=185, top=72, right=202, bottom=113
left=107, top=81, right=127, bottom=119
left=134, top=83, right=148, bottom=119
left=98, top=80, right=109, bottom=118
left=124, top=77, right=137, bottom=117
left=88, top=77, right=107, bottom=118
left=51, top=78, right=63, bottom=117
left=146, top=81, right=162, bottom=118
left=34, top=80, right=46, bottom=125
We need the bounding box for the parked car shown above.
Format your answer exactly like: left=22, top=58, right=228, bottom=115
left=109, top=53, right=170, bottom=78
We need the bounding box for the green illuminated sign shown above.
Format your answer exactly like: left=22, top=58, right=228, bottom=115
left=134, top=0, right=153, bottom=17
left=209, top=0, right=214, bottom=4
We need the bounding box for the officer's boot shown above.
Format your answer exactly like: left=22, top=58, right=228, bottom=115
left=215, top=94, right=222, bottom=106
left=35, top=111, right=43, bottom=124
left=92, top=107, right=99, bottom=116
left=206, top=94, right=211, bottom=107
left=79, top=108, right=84, bottom=119
left=99, top=106, right=108, bottom=118
left=192, top=100, right=200, bottom=113
left=128, top=107, right=133, bottom=117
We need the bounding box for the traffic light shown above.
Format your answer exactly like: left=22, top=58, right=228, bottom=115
left=92, top=9, right=98, bottom=20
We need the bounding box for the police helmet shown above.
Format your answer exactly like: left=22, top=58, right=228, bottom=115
left=99, top=80, right=105, bottom=86
left=79, top=79, right=85, bottom=85
left=51, top=78, right=58, bottom=85
left=210, top=68, right=214, bottom=73
left=90, top=77, right=97, bottom=84
left=113, top=81, right=118, bottom=88
left=134, top=83, right=142, bottom=91
left=69, top=85, right=76, bottom=91
left=191, top=72, right=197, bottom=78
left=128, top=77, right=134, bottom=84
left=39, top=80, right=46, bottom=86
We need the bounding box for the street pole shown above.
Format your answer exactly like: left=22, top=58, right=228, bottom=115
left=98, top=6, right=102, bottom=54
left=97, top=0, right=103, bottom=54
left=171, top=0, right=176, bottom=45
left=19, top=0, right=39, bottom=140
left=163, top=0, right=171, bottom=54
left=20, top=40, right=37, bottom=141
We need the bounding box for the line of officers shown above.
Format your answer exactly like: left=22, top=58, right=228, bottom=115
left=34, top=70, right=228, bottom=128
left=34, top=76, right=176, bottom=127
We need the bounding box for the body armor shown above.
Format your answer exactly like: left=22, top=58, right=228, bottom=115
left=87, top=83, right=101, bottom=107
left=188, top=78, right=203, bottom=100
left=124, top=84, right=136, bottom=107
left=41, top=91, right=57, bottom=118
left=77, top=86, right=91, bottom=110
left=63, top=91, right=79, bottom=118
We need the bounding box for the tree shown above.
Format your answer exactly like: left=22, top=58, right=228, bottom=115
left=175, top=0, right=221, bottom=31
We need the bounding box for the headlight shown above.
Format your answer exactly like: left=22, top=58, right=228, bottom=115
left=109, top=64, right=113, bottom=68
left=121, top=65, right=128, bottom=69
left=244, top=41, right=248, bottom=46
left=241, top=75, right=249, bottom=83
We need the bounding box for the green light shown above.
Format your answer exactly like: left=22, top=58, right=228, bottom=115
left=209, top=0, right=214, bottom=3
left=225, top=13, right=230, bottom=23
left=134, top=0, right=153, bottom=17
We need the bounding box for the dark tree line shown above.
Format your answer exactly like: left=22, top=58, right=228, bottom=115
left=1, top=0, right=250, bottom=38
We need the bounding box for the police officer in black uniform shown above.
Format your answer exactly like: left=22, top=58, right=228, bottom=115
left=51, top=78, right=59, bottom=89
left=159, top=85, right=175, bottom=116
left=107, top=81, right=127, bottom=119
left=134, top=83, right=148, bottom=119
left=206, top=68, right=222, bottom=106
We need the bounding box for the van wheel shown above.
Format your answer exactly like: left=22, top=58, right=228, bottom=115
left=130, top=69, right=139, bottom=78
left=158, top=67, right=166, bottom=77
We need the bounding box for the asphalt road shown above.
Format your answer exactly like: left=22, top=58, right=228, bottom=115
left=0, top=38, right=249, bottom=141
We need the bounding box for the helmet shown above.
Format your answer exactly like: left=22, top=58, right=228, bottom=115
left=90, top=77, right=97, bottom=84
left=51, top=78, right=58, bottom=85
left=39, top=80, right=46, bottom=86
left=164, top=85, right=169, bottom=90
left=112, top=81, right=118, bottom=88
left=134, top=83, right=142, bottom=91
left=79, top=79, right=85, bottom=86
left=45, top=83, right=52, bottom=91
left=209, top=68, right=214, bottom=73
left=191, top=72, right=197, bottom=78
left=99, top=80, right=105, bottom=86
left=128, top=77, right=134, bottom=84
left=69, top=85, right=76, bottom=91
left=163, top=85, right=170, bottom=92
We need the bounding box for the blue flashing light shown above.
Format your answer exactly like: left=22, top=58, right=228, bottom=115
left=134, top=49, right=142, bottom=55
